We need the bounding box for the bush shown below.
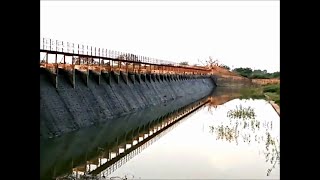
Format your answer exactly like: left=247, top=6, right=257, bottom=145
left=240, top=87, right=265, bottom=99
left=263, top=85, right=280, bottom=94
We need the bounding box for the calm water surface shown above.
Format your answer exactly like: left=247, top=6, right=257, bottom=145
left=104, top=98, right=280, bottom=179
left=43, top=87, right=280, bottom=180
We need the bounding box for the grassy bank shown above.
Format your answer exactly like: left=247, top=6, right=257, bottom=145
left=239, top=84, right=280, bottom=106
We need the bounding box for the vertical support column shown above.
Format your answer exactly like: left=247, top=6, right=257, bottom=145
left=54, top=52, right=58, bottom=88
left=85, top=56, right=89, bottom=86
left=63, top=54, right=66, bottom=66
left=71, top=56, right=75, bottom=88
left=42, top=37, right=45, bottom=50
left=138, top=63, right=141, bottom=73
left=71, top=158, right=74, bottom=171
left=75, top=168, right=78, bottom=179
left=116, top=138, right=119, bottom=156
left=84, top=152, right=88, bottom=174
left=126, top=62, right=128, bottom=73
left=45, top=52, right=48, bottom=69
left=111, top=59, right=113, bottom=72
left=52, top=165, right=56, bottom=179
left=133, top=63, right=135, bottom=73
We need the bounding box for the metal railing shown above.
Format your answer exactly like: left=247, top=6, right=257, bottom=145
left=40, top=37, right=193, bottom=67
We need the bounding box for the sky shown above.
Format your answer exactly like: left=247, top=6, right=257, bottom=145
left=40, top=1, right=280, bottom=72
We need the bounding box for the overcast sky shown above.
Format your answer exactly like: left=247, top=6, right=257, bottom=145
left=41, top=1, right=279, bottom=72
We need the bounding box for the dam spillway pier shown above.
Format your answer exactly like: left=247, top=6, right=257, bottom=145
left=40, top=37, right=217, bottom=138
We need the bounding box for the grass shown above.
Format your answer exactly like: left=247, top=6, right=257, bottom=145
left=239, top=84, right=280, bottom=106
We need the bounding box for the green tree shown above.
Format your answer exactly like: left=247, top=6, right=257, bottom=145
left=271, top=72, right=280, bottom=78
left=219, top=64, right=230, bottom=70
left=179, top=61, right=189, bottom=65
left=233, top=67, right=253, bottom=78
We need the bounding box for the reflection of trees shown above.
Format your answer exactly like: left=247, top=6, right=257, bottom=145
left=209, top=105, right=279, bottom=176
left=207, top=95, right=240, bottom=114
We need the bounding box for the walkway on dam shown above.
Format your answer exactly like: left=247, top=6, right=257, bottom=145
left=40, top=38, right=214, bottom=88
left=40, top=38, right=210, bottom=74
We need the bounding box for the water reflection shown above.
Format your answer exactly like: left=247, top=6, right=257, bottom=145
left=41, top=87, right=279, bottom=179
left=105, top=90, right=279, bottom=179
left=206, top=86, right=241, bottom=113
left=208, top=101, right=280, bottom=176
left=42, top=96, right=208, bottom=180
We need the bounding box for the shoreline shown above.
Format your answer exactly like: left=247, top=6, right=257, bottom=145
left=264, top=94, right=280, bottom=116
left=269, top=100, right=280, bottom=116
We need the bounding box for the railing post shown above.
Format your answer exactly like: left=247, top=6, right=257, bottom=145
left=87, top=45, right=89, bottom=56
left=98, top=48, right=101, bottom=72
left=139, top=62, right=141, bottom=73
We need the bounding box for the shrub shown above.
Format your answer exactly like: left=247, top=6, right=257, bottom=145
left=263, top=85, right=280, bottom=94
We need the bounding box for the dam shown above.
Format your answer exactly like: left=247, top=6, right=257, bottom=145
left=40, top=38, right=217, bottom=138
left=40, top=38, right=280, bottom=180
left=40, top=38, right=218, bottom=180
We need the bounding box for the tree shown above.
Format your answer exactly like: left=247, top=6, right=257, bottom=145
left=117, top=53, right=139, bottom=62
left=219, top=64, right=230, bottom=70
left=232, top=67, right=253, bottom=78
left=271, top=72, right=280, bottom=78
left=197, top=56, right=220, bottom=68
left=179, top=61, right=189, bottom=66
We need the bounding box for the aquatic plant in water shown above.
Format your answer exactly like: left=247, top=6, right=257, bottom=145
left=227, top=105, right=256, bottom=119
left=265, top=132, right=280, bottom=176
left=209, top=104, right=279, bottom=176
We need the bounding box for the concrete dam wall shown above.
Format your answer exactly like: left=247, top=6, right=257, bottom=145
left=40, top=68, right=216, bottom=138
left=213, top=75, right=252, bottom=87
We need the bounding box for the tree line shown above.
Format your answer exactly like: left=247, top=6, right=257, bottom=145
left=231, top=67, right=279, bottom=79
